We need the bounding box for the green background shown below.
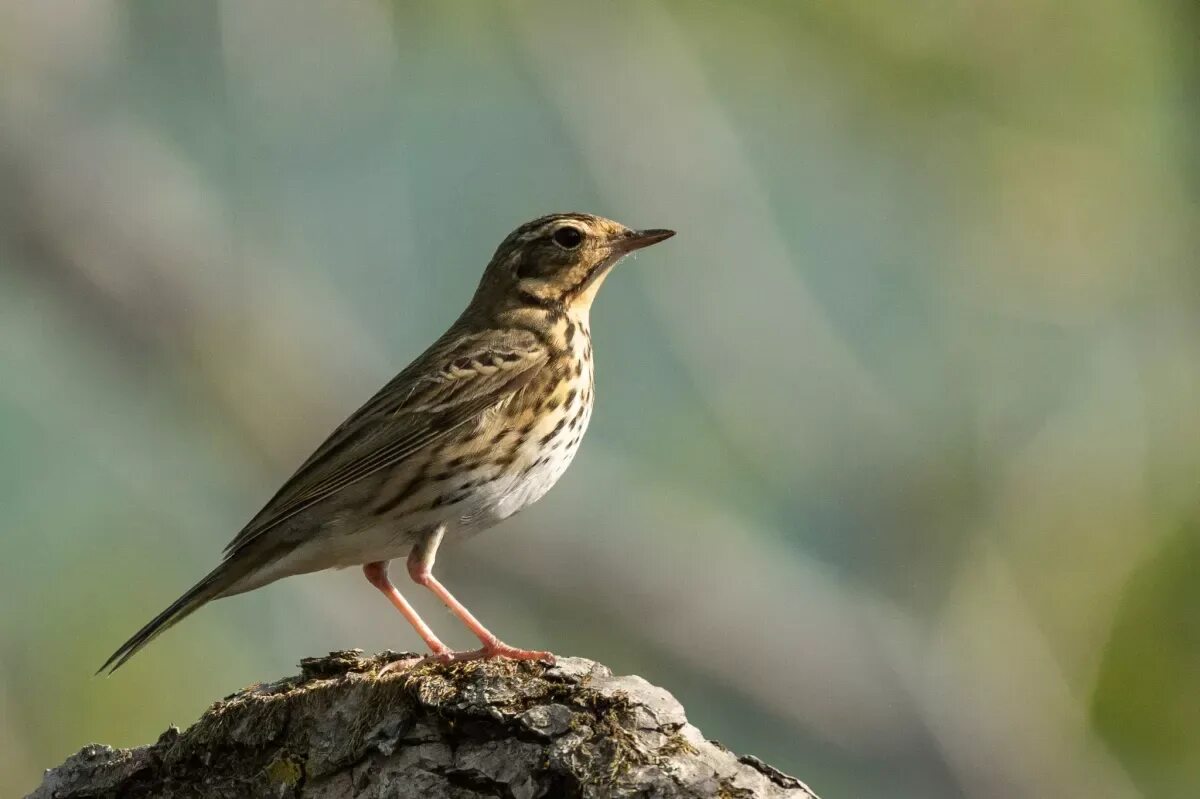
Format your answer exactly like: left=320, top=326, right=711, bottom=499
left=2, top=1, right=1199, bottom=796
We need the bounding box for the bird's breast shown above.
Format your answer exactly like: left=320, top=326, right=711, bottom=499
left=448, top=332, right=595, bottom=534
left=365, top=326, right=596, bottom=544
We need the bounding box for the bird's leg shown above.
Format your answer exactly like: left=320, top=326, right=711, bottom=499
left=363, top=560, right=452, bottom=669
left=407, top=526, right=555, bottom=664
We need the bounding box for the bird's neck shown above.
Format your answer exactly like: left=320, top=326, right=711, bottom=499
left=488, top=303, right=587, bottom=354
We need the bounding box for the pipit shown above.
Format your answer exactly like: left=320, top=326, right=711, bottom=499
left=100, top=213, right=674, bottom=673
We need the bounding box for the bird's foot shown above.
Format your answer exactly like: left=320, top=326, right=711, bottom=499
left=466, top=642, right=556, bottom=665
left=421, top=642, right=555, bottom=666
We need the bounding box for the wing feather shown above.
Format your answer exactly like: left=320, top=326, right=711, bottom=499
left=221, top=329, right=547, bottom=557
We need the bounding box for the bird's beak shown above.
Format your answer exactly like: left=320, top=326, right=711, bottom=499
left=613, top=228, right=676, bottom=254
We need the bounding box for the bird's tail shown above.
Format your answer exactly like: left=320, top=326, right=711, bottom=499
left=98, top=559, right=249, bottom=674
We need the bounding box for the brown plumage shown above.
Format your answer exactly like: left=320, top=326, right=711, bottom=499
left=100, top=213, right=674, bottom=673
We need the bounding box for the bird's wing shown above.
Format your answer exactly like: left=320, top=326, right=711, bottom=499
left=221, top=328, right=548, bottom=558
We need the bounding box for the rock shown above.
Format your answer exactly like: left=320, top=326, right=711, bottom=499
left=30, top=651, right=818, bottom=798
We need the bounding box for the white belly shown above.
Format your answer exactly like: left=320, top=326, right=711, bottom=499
left=452, top=395, right=592, bottom=536
left=471, top=435, right=581, bottom=523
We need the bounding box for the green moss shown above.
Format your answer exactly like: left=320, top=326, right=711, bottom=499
left=264, top=754, right=303, bottom=786
left=660, top=732, right=699, bottom=759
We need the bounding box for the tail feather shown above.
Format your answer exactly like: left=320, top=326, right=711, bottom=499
left=98, top=561, right=246, bottom=674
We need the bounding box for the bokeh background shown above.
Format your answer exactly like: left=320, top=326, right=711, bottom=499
left=3, top=1, right=1199, bottom=797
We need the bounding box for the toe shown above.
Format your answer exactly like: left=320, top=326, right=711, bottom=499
left=487, top=643, right=555, bottom=665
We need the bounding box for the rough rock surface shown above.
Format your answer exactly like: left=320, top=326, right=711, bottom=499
left=32, top=651, right=818, bottom=798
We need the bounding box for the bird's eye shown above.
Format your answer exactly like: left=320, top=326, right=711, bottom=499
left=552, top=226, right=583, bottom=250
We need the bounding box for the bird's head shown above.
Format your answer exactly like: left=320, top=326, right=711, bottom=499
left=473, top=213, right=674, bottom=315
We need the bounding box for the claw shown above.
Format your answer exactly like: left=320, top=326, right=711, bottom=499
left=450, top=643, right=555, bottom=665
left=406, top=643, right=555, bottom=667
left=483, top=642, right=555, bottom=665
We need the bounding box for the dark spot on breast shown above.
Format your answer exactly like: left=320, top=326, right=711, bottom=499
left=491, top=428, right=509, bottom=446
left=539, top=417, right=567, bottom=445
left=374, top=479, right=417, bottom=515
left=446, top=455, right=466, bottom=469
left=565, top=321, right=576, bottom=344
left=565, top=388, right=577, bottom=407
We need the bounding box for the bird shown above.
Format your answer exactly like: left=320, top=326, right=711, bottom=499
left=100, top=212, right=674, bottom=673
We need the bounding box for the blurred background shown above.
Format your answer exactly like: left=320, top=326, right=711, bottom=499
left=2, top=1, right=1199, bottom=797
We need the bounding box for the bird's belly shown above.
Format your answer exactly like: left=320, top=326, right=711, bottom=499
left=441, top=363, right=595, bottom=538
left=446, top=439, right=583, bottom=538
left=494, top=445, right=578, bottom=517
left=229, top=514, right=420, bottom=592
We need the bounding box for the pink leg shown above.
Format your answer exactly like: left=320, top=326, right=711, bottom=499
left=407, top=527, right=554, bottom=664
left=363, top=561, right=451, bottom=659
